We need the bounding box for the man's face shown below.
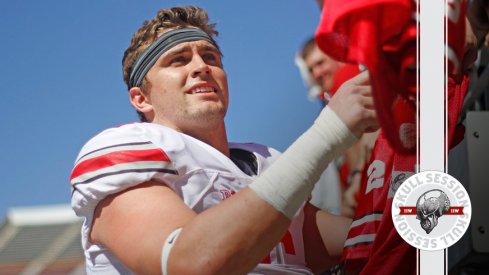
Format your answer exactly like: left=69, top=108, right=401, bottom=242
left=143, top=39, right=229, bottom=132
left=304, top=45, right=342, bottom=92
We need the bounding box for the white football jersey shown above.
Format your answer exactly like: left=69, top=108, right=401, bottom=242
left=70, top=123, right=312, bottom=274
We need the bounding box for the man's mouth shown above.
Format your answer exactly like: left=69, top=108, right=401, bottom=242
left=189, top=86, right=217, bottom=94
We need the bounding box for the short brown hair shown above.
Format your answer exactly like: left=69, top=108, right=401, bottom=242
left=300, top=36, right=317, bottom=61
left=122, top=6, right=219, bottom=90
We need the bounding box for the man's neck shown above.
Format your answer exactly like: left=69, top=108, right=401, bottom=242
left=188, top=122, right=230, bottom=157
left=158, top=120, right=230, bottom=157
left=151, top=116, right=230, bottom=157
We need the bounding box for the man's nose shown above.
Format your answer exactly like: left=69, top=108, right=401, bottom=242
left=312, top=66, right=323, bottom=82
left=191, top=56, right=210, bottom=77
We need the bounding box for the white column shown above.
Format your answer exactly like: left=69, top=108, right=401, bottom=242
left=419, top=0, right=446, bottom=274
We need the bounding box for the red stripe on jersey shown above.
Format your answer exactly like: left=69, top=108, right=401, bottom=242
left=70, top=149, right=171, bottom=180
left=260, top=255, right=271, bottom=264
left=342, top=244, right=371, bottom=262
left=346, top=220, right=380, bottom=239
left=281, top=230, right=296, bottom=255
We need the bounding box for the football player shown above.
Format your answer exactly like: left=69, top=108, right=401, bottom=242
left=70, top=6, right=378, bottom=275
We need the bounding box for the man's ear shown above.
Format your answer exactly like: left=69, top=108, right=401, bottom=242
left=129, top=87, right=154, bottom=119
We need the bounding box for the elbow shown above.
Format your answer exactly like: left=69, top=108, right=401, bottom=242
left=168, top=249, right=252, bottom=275
left=169, top=255, right=220, bottom=275
left=167, top=247, right=217, bottom=275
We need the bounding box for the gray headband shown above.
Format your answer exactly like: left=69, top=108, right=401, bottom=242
left=129, top=28, right=220, bottom=88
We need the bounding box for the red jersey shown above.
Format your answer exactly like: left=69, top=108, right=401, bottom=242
left=340, top=74, right=469, bottom=273
left=341, top=131, right=417, bottom=274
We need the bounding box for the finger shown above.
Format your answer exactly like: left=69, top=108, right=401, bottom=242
left=364, top=118, right=380, bottom=133
left=360, top=96, right=376, bottom=110
left=363, top=110, right=379, bottom=129
left=345, top=69, right=370, bottom=86
left=355, top=85, right=372, bottom=96
left=365, top=126, right=380, bottom=133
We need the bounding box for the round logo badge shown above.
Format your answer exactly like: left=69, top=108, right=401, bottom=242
left=391, top=171, right=471, bottom=251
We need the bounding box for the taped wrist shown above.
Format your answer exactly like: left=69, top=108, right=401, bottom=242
left=161, top=228, right=182, bottom=275
left=248, top=106, right=357, bottom=219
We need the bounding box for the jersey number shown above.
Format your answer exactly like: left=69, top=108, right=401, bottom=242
left=365, top=160, right=385, bottom=194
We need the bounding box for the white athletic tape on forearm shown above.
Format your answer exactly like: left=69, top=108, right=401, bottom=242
left=161, top=227, right=182, bottom=275
left=248, top=107, right=357, bottom=219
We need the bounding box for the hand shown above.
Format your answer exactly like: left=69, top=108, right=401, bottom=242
left=327, top=70, right=379, bottom=137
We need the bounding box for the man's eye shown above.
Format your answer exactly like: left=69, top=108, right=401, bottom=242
left=170, top=56, right=187, bottom=64
left=203, top=53, right=218, bottom=62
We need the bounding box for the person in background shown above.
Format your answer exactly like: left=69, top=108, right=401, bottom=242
left=297, top=37, right=378, bottom=218
left=295, top=37, right=343, bottom=215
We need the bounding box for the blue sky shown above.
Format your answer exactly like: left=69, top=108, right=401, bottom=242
left=0, top=1, right=323, bottom=218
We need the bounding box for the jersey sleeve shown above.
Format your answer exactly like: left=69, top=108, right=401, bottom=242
left=70, top=123, right=178, bottom=220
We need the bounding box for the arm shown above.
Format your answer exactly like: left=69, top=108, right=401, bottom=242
left=91, top=181, right=289, bottom=275
left=303, top=203, right=352, bottom=274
